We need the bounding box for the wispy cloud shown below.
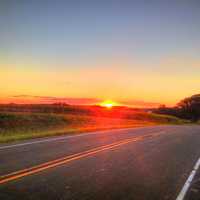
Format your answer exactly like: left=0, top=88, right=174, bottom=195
left=0, top=95, right=161, bottom=108
left=10, top=95, right=100, bottom=105
left=118, top=100, right=161, bottom=108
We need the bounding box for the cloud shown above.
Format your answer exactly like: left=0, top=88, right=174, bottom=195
left=0, top=95, right=161, bottom=108
left=10, top=95, right=100, bottom=105
left=119, top=100, right=161, bottom=108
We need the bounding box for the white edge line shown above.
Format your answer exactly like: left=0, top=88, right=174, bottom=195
left=0, top=127, right=146, bottom=150
left=0, top=131, right=106, bottom=150
left=176, top=157, right=200, bottom=200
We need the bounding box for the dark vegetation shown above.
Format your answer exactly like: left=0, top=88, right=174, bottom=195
left=0, top=103, right=184, bottom=123
left=0, top=103, right=146, bottom=118
left=154, top=94, right=200, bottom=122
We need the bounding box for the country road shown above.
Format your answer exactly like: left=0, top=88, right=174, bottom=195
left=1, top=125, right=200, bottom=200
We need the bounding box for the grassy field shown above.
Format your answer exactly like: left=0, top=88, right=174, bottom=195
left=0, top=110, right=188, bottom=143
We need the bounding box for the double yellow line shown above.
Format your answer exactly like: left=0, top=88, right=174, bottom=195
left=0, top=133, right=157, bottom=185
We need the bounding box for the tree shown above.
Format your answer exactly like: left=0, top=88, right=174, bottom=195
left=177, top=94, right=200, bottom=122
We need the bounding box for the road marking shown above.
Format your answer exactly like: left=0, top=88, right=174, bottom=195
left=0, top=127, right=142, bottom=150
left=0, top=133, right=159, bottom=185
left=176, top=157, right=200, bottom=200
left=0, top=133, right=94, bottom=150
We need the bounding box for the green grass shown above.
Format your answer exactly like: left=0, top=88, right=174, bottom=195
left=0, top=111, right=187, bottom=143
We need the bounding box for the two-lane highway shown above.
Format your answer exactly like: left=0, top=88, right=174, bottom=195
left=0, top=125, right=200, bottom=200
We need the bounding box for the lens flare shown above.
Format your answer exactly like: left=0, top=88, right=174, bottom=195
left=100, top=100, right=117, bottom=108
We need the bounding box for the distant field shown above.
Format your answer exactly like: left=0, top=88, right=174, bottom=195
left=0, top=110, right=187, bottom=143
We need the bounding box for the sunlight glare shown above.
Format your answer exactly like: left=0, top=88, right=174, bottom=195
left=100, top=100, right=116, bottom=109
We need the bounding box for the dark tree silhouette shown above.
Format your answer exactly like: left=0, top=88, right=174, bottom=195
left=154, top=94, right=200, bottom=122
left=177, top=94, right=200, bottom=122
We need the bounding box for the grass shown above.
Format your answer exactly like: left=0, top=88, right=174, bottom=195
left=0, top=111, right=187, bottom=143
left=145, top=113, right=189, bottom=124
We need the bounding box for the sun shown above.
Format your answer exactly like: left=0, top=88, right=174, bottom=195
left=100, top=100, right=116, bottom=109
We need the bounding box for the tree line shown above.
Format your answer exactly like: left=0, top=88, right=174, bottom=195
left=154, top=94, right=200, bottom=122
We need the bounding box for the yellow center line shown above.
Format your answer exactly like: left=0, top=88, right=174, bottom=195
left=0, top=133, right=161, bottom=185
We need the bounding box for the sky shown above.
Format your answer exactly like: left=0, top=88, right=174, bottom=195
left=1, top=0, right=200, bottom=107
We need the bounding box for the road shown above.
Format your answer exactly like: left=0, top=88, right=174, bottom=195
left=0, top=125, right=200, bottom=200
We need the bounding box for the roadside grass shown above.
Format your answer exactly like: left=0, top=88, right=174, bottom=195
left=147, top=113, right=189, bottom=124
left=0, top=111, right=187, bottom=143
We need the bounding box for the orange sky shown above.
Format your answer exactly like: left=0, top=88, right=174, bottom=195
left=1, top=58, right=200, bottom=107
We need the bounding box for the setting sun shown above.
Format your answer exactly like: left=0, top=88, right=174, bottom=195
left=100, top=100, right=117, bottom=109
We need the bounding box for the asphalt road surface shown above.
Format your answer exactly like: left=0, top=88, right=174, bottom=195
left=1, top=125, right=200, bottom=200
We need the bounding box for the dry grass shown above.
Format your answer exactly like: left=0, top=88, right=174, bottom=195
left=0, top=111, right=186, bottom=143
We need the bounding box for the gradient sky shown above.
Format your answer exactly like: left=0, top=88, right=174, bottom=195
left=1, top=1, right=200, bottom=106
